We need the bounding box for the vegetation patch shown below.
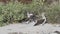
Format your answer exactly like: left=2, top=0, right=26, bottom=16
left=0, top=0, right=60, bottom=26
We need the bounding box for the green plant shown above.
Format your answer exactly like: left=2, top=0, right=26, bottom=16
left=0, top=0, right=60, bottom=26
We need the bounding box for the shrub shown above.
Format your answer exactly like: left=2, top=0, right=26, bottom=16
left=0, top=0, right=60, bottom=26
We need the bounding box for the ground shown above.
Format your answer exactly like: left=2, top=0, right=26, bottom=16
left=0, top=22, right=60, bottom=34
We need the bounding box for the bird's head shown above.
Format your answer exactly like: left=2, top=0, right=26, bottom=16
left=27, top=12, right=34, bottom=18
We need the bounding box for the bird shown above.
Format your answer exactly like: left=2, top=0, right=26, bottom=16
left=34, top=12, right=47, bottom=26
left=26, top=12, right=37, bottom=23
left=18, top=12, right=36, bottom=24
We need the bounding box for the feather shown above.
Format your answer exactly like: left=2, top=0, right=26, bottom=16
left=34, top=19, right=45, bottom=26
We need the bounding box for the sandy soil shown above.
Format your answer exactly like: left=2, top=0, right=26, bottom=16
left=0, top=22, right=60, bottom=34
